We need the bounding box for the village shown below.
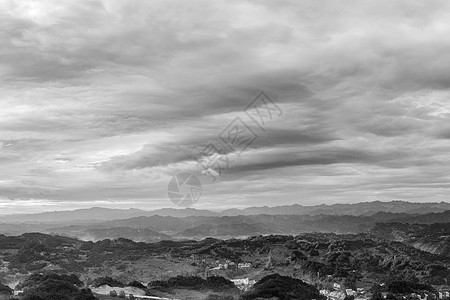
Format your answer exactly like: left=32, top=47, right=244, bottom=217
left=319, top=283, right=450, bottom=300
left=206, top=259, right=256, bottom=291
left=207, top=259, right=252, bottom=271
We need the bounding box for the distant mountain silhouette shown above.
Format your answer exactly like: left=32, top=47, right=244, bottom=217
left=0, top=207, right=148, bottom=223
left=1, top=200, right=450, bottom=225
left=222, top=201, right=450, bottom=216
left=371, top=210, right=450, bottom=224
left=148, top=207, right=219, bottom=217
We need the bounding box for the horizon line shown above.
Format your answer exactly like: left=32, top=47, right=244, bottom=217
left=1, top=199, right=450, bottom=216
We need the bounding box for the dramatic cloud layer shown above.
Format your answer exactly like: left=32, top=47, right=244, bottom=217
left=1, top=0, right=450, bottom=213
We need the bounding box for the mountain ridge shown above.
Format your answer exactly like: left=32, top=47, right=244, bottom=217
left=1, top=200, right=450, bottom=224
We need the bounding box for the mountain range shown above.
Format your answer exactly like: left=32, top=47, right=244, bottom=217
left=1, top=200, right=450, bottom=223
left=1, top=200, right=450, bottom=249
left=3, top=209, right=444, bottom=243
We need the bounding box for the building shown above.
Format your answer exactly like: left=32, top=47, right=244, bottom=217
left=231, top=278, right=256, bottom=291
left=346, top=289, right=356, bottom=296
left=238, top=262, right=251, bottom=268
left=132, top=296, right=180, bottom=300
left=320, top=289, right=346, bottom=300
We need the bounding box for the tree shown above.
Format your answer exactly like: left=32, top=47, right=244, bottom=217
left=18, top=273, right=95, bottom=300
left=93, top=277, right=124, bottom=288
left=205, top=294, right=234, bottom=300
left=387, top=281, right=435, bottom=294
left=127, top=280, right=146, bottom=289
left=344, top=277, right=357, bottom=291
left=242, top=273, right=326, bottom=300
left=386, top=293, right=396, bottom=300
left=0, top=283, right=13, bottom=295
left=372, top=292, right=383, bottom=300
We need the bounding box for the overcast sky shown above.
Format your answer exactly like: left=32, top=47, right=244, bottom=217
left=1, top=0, right=450, bottom=213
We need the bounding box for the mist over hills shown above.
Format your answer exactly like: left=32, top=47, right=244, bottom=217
left=0, top=209, right=447, bottom=243
left=35, top=214, right=377, bottom=240
left=0, top=207, right=148, bottom=223
left=221, top=200, right=450, bottom=216
left=1, top=200, right=450, bottom=224
left=1, top=201, right=449, bottom=250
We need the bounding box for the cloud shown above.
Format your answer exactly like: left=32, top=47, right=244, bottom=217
left=1, top=0, right=450, bottom=212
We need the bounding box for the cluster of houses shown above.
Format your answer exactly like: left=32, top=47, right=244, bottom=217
left=320, top=283, right=368, bottom=300
left=320, top=283, right=450, bottom=300
left=409, top=291, right=450, bottom=300
left=209, top=260, right=251, bottom=270
left=230, top=278, right=257, bottom=291
left=107, top=290, right=181, bottom=300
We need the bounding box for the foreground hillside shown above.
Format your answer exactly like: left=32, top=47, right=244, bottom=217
left=1, top=232, right=449, bottom=289
left=371, top=222, right=450, bottom=257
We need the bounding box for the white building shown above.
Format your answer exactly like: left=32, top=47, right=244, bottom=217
left=238, top=262, right=251, bottom=269
left=231, top=278, right=256, bottom=291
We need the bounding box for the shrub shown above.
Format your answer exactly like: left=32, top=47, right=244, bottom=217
left=17, top=273, right=83, bottom=290
left=205, top=276, right=236, bottom=291
left=150, top=275, right=236, bottom=291
left=0, top=283, right=13, bottom=296
left=205, top=294, right=234, bottom=300
left=242, top=273, right=325, bottom=300
left=92, top=276, right=124, bottom=288
left=387, top=281, right=435, bottom=294
left=19, top=273, right=96, bottom=300
left=127, top=280, right=146, bottom=289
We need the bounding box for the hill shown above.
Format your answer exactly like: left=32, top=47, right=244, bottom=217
left=223, top=201, right=450, bottom=216
left=1, top=232, right=449, bottom=288
left=2, top=201, right=450, bottom=225
left=371, top=222, right=450, bottom=257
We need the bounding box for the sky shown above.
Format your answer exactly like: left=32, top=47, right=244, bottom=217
left=1, top=0, right=450, bottom=214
